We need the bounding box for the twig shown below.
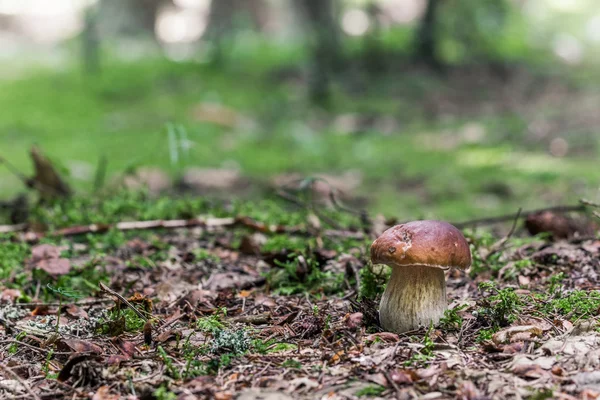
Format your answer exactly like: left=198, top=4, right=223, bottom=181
left=13, top=299, right=113, bottom=308
left=454, top=204, right=586, bottom=228
left=383, top=369, right=402, bottom=399
left=0, top=223, right=28, bottom=234
left=0, top=362, right=42, bottom=400
left=485, top=208, right=522, bottom=260
left=98, top=283, right=149, bottom=321
left=580, top=199, right=600, bottom=208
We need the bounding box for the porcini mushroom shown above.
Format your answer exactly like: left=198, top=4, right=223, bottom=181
left=370, top=220, right=471, bottom=333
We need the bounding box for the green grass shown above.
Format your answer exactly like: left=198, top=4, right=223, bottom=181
left=1, top=51, right=599, bottom=221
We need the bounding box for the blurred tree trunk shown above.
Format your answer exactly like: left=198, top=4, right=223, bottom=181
left=82, top=6, right=101, bottom=75
left=204, top=0, right=269, bottom=62
left=97, top=0, right=170, bottom=38
left=414, top=0, right=443, bottom=70
left=297, top=0, right=341, bottom=106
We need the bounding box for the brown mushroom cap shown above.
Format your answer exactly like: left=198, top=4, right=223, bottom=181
left=370, top=220, right=472, bottom=270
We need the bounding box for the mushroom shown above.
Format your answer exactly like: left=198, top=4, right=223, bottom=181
left=370, top=220, right=471, bottom=333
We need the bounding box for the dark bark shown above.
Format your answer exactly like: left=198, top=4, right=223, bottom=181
left=97, top=0, right=169, bottom=38
left=414, top=0, right=443, bottom=70
left=297, top=0, right=341, bottom=106
left=204, top=0, right=269, bottom=63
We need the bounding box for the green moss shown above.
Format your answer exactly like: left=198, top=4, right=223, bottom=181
left=356, top=385, right=386, bottom=397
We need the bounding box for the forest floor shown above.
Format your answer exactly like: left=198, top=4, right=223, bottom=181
left=1, top=193, right=600, bottom=399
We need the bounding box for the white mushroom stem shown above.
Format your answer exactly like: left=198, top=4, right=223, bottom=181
left=379, top=265, right=447, bottom=333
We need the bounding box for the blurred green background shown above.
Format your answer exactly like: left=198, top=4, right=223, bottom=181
left=0, top=0, right=599, bottom=221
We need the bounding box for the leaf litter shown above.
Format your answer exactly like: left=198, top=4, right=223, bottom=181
left=0, top=205, right=599, bottom=399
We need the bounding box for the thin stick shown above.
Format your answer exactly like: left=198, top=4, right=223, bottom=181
left=0, top=362, right=42, bottom=400
left=0, top=223, right=28, bottom=234
left=453, top=204, right=586, bottom=228
left=383, top=369, right=402, bottom=399
left=485, top=208, right=522, bottom=260
left=98, top=283, right=149, bottom=321
left=580, top=199, right=600, bottom=208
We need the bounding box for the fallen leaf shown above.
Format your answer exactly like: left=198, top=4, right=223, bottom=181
left=31, top=244, right=60, bottom=261
left=37, top=258, right=71, bottom=275
left=512, top=364, right=548, bottom=379
left=92, top=386, right=119, bottom=400
left=214, top=391, right=234, bottom=400
left=365, top=332, right=400, bottom=343
left=65, top=304, right=88, bottom=319
left=344, top=312, right=363, bottom=329
left=492, top=325, right=543, bottom=344
left=29, top=244, right=71, bottom=276
left=61, top=339, right=103, bottom=354
left=0, top=289, right=22, bottom=302
left=364, top=372, right=389, bottom=387
left=390, top=369, right=418, bottom=384
left=457, top=381, right=481, bottom=400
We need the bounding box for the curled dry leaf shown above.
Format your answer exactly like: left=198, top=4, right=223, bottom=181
left=364, top=372, right=389, bottom=387
left=511, top=364, right=548, bottom=379
left=390, top=368, right=419, bottom=384
left=457, top=380, right=481, bottom=400
left=0, top=288, right=21, bottom=302
left=344, top=312, right=363, bottom=329
left=61, top=339, right=104, bottom=354
left=65, top=304, right=88, bottom=319
left=492, top=325, right=543, bottom=345
left=365, top=332, right=400, bottom=343
left=29, top=244, right=71, bottom=276
left=92, top=385, right=119, bottom=400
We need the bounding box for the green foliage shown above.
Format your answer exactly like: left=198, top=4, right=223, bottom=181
left=543, top=290, right=600, bottom=320
left=192, top=248, right=220, bottom=262
left=0, top=238, right=30, bottom=287
left=266, top=253, right=345, bottom=296
left=158, top=346, right=181, bottom=379
left=356, top=385, right=386, bottom=397
left=358, top=264, right=390, bottom=300
left=404, top=326, right=436, bottom=366
left=42, top=348, right=55, bottom=376
left=548, top=272, right=566, bottom=297
left=196, top=314, right=226, bottom=334
left=98, top=308, right=146, bottom=336
left=261, top=235, right=311, bottom=254
left=439, top=305, right=467, bottom=331
left=154, top=385, right=177, bottom=400
left=477, top=282, right=522, bottom=329
left=282, top=359, right=302, bottom=369
left=476, top=328, right=495, bottom=343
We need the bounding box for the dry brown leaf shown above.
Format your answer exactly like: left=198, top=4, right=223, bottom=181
left=31, top=244, right=60, bottom=261
left=65, top=304, right=88, bottom=319
left=61, top=339, right=103, bottom=354
left=37, top=258, right=71, bottom=275
left=492, top=325, right=543, bottom=344
left=29, top=244, right=71, bottom=276
left=0, top=288, right=22, bottom=302
left=390, top=369, right=418, bottom=384
left=365, top=332, right=400, bottom=343
left=364, top=372, right=389, bottom=387
left=457, top=381, right=481, bottom=400
left=92, top=386, right=119, bottom=400
left=344, top=312, right=363, bottom=329
left=512, top=364, right=548, bottom=379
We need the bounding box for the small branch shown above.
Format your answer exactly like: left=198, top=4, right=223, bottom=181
left=98, top=283, right=149, bottom=322
left=581, top=199, right=600, bottom=208
left=485, top=208, right=522, bottom=260
left=454, top=204, right=586, bottom=228
left=0, top=363, right=42, bottom=400
left=0, top=223, right=28, bottom=234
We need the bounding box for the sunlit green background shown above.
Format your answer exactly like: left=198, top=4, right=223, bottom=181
left=1, top=0, right=599, bottom=221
